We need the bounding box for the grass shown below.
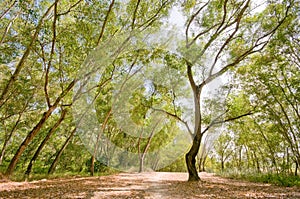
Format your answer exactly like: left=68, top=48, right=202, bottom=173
left=218, top=170, right=300, bottom=187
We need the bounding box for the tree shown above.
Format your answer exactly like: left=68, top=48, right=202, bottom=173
left=181, top=0, right=291, bottom=181
left=214, top=132, right=233, bottom=171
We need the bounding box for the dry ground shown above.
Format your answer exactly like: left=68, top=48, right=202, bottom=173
left=0, top=172, right=299, bottom=198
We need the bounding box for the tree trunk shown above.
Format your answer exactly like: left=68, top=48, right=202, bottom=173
left=0, top=147, right=5, bottom=166
left=0, top=97, right=30, bottom=166
left=186, top=128, right=202, bottom=181
left=201, top=155, right=207, bottom=172
left=197, top=148, right=207, bottom=172
left=91, top=109, right=112, bottom=176
left=253, top=151, right=260, bottom=173
left=137, top=120, right=159, bottom=173
left=139, top=154, right=145, bottom=173
left=286, top=147, right=291, bottom=174
left=186, top=147, right=200, bottom=181
left=5, top=109, right=54, bottom=176
left=48, top=127, right=76, bottom=174
left=238, top=146, right=242, bottom=171
left=295, top=161, right=298, bottom=176
left=198, top=157, right=203, bottom=172
left=25, top=109, right=67, bottom=178
left=186, top=61, right=203, bottom=181
left=0, top=117, right=21, bottom=165
left=151, top=154, right=159, bottom=171
left=221, top=160, right=224, bottom=171
left=90, top=155, right=95, bottom=176
left=221, top=152, right=225, bottom=171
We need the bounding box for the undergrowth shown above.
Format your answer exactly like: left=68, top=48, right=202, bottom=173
left=1, top=167, right=119, bottom=182
left=218, top=170, right=300, bottom=187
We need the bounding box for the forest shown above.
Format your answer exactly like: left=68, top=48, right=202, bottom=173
left=0, top=0, right=299, bottom=188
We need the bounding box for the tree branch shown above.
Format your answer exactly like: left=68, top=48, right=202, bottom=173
left=57, top=0, right=83, bottom=16
left=97, top=0, right=115, bottom=45
left=131, top=0, right=141, bottom=30
left=44, top=1, right=59, bottom=108
left=209, top=0, right=250, bottom=76
left=185, top=1, right=210, bottom=46
left=138, top=0, right=171, bottom=30
left=202, top=111, right=254, bottom=135
left=149, top=107, right=194, bottom=138
left=0, top=0, right=17, bottom=20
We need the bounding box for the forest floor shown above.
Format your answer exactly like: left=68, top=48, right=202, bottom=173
left=0, top=172, right=299, bottom=198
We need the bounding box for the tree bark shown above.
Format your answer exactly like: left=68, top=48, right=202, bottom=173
left=0, top=114, right=22, bottom=165
left=201, top=155, right=207, bottom=172
left=186, top=141, right=201, bottom=181
left=48, top=127, right=76, bottom=174
left=138, top=130, right=155, bottom=173
left=295, top=161, right=298, bottom=176
left=5, top=108, right=55, bottom=176
left=185, top=62, right=202, bottom=181
left=139, top=154, right=145, bottom=173
left=25, top=109, right=67, bottom=177
left=221, top=160, right=224, bottom=171
left=90, top=155, right=95, bottom=176
left=186, top=118, right=202, bottom=180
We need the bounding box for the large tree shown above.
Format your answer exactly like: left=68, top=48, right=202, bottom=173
left=181, top=0, right=291, bottom=181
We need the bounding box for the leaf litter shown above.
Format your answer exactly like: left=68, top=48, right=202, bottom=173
left=0, top=172, right=299, bottom=198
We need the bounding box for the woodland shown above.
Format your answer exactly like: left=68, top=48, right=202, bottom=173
left=0, top=0, right=299, bottom=188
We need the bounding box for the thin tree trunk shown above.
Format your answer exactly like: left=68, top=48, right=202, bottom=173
left=90, top=108, right=112, bottom=176
left=202, top=155, right=207, bottom=172
left=255, top=122, right=279, bottom=173
left=90, top=155, right=95, bottom=176
left=238, top=146, right=242, bottom=171
left=25, top=109, right=67, bottom=178
left=198, top=157, right=202, bottom=172
left=0, top=114, right=22, bottom=165
left=0, top=95, right=31, bottom=166
left=253, top=151, right=260, bottom=173
left=138, top=120, right=160, bottom=173
left=221, top=160, right=224, bottom=171
left=48, top=127, right=76, bottom=174
left=151, top=154, right=160, bottom=171
left=139, top=154, right=145, bottom=173
left=286, top=147, right=291, bottom=174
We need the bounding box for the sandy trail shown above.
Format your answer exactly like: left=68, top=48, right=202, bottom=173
left=0, top=172, right=299, bottom=198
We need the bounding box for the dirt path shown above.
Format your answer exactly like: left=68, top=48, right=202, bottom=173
left=0, top=172, right=299, bottom=198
